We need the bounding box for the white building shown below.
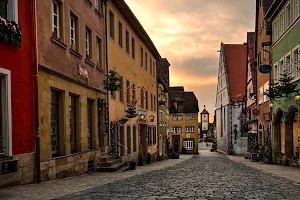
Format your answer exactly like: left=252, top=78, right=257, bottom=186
left=215, top=43, right=248, bottom=155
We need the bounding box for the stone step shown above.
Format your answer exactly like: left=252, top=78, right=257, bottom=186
left=98, top=159, right=122, bottom=167
left=97, top=161, right=128, bottom=172
left=99, top=155, right=115, bottom=162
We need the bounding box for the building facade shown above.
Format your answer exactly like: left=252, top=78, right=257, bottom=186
left=215, top=43, right=248, bottom=155
left=36, top=0, right=107, bottom=181
left=265, top=0, right=300, bottom=161
left=0, top=0, right=36, bottom=188
left=169, top=87, right=199, bottom=154
left=157, top=58, right=170, bottom=159
left=106, top=0, right=161, bottom=161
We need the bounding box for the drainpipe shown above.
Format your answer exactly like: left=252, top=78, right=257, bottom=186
left=104, top=0, right=110, bottom=149
left=32, top=0, right=41, bottom=183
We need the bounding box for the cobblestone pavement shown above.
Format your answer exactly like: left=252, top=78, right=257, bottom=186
left=55, top=150, right=300, bottom=200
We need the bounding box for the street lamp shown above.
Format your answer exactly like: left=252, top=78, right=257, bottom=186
left=269, top=102, right=274, bottom=108
left=140, top=114, right=145, bottom=121
left=295, top=95, right=300, bottom=101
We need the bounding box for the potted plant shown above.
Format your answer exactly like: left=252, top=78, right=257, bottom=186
left=138, top=153, right=143, bottom=166
left=104, top=67, right=123, bottom=92
left=125, top=104, right=138, bottom=118
left=146, top=153, right=152, bottom=164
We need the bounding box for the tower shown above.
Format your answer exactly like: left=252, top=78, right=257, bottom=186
left=200, top=105, right=209, bottom=138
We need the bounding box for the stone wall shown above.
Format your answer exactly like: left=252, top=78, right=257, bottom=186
left=0, top=152, right=35, bottom=188
left=40, top=149, right=104, bottom=182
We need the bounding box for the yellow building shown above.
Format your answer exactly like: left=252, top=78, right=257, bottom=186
left=169, top=87, right=199, bottom=154
left=106, top=0, right=161, bottom=161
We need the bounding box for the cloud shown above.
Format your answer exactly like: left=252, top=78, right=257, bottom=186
left=126, top=0, right=255, bottom=121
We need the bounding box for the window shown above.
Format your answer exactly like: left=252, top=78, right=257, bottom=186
left=147, top=127, right=152, bottom=145
left=154, top=95, right=156, bottom=111
left=172, top=115, right=182, bottom=121
left=280, top=12, right=284, bottom=35
left=119, top=78, right=124, bottom=102
left=293, top=47, right=300, bottom=78
left=69, top=95, right=77, bottom=153
left=274, top=20, right=278, bottom=40
left=0, top=69, right=12, bottom=157
left=140, top=47, right=144, bottom=66
left=145, top=91, right=148, bottom=109
left=274, top=63, right=279, bottom=79
left=153, top=127, right=156, bottom=144
left=51, top=90, right=60, bottom=157
left=132, top=84, right=136, bottom=101
left=294, top=0, right=299, bottom=20
left=133, top=125, right=137, bottom=152
left=191, top=114, right=196, bottom=120
left=126, top=30, right=129, bottom=54
left=95, top=0, right=103, bottom=13
left=258, top=52, right=261, bottom=65
left=279, top=59, right=284, bottom=76
left=126, top=81, right=130, bottom=104
left=120, top=126, right=125, bottom=155
left=109, top=10, right=114, bottom=40
left=70, top=13, right=77, bottom=48
left=132, top=37, right=135, bottom=59
left=186, top=115, right=191, bottom=120
left=153, top=61, right=156, bottom=77
left=150, top=94, right=153, bottom=110
left=172, top=126, right=182, bottom=133
left=85, top=28, right=92, bottom=57
left=126, top=125, right=131, bottom=154
left=183, top=140, right=193, bottom=151
left=0, top=0, right=18, bottom=22
left=286, top=4, right=291, bottom=27
left=150, top=58, right=152, bottom=75
left=286, top=54, right=292, bottom=74
left=141, top=89, right=144, bottom=108
left=118, top=21, right=123, bottom=48
left=185, top=126, right=195, bottom=133
left=52, top=0, right=61, bottom=38
left=145, top=52, right=148, bottom=71
left=87, top=100, right=93, bottom=150
left=96, top=37, right=102, bottom=68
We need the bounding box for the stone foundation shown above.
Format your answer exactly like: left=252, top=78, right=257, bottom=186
left=40, top=149, right=104, bottom=182
left=0, top=152, right=35, bottom=188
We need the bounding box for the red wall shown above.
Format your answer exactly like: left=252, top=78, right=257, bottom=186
left=0, top=0, right=35, bottom=155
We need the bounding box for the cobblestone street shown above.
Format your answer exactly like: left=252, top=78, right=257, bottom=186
left=55, top=149, right=300, bottom=200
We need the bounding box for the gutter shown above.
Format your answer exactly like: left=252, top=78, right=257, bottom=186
left=32, top=0, right=41, bottom=183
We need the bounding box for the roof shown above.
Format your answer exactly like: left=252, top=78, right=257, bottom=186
left=157, top=58, right=170, bottom=92
left=247, top=32, right=255, bottom=62
left=111, top=0, right=161, bottom=59
left=264, top=0, right=287, bottom=21
left=169, top=89, right=199, bottom=113
left=170, top=86, right=185, bottom=92
left=223, top=44, right=247, bottom=101
left=200, top=109, right=209, bottom=114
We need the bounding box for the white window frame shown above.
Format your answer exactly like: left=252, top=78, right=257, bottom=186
left=279, top=58, right=285, bottom=77
left=177, top=115, right=182, bottom=120
left=273, top=61, right=279, bottom=80
left=52, top=0, right=60, bottom=37
left=0, top=68, right=12, bottom=156
left=96, top=37, right=102, bottom=67
left=186, top=114, right=190, bottom=120
left=292, top=45, right=300, bottom=80
left=294, top=0, right=299, bottom=20
left=185, top=126, right=195, bottom=133
left=85, top=29, right=90, bottom=56
left=286, top=3, right=291, bottom=28
left=285, top=52, right=292, bottom=74
left=70, top=14, right=76, bottom=46
left=172, top=126, right=181, bottom=134
left=274, top=19, right=278, bottom=41
left=6, top=0, right=18, bottom=23
left=183, top=140, right=193, bottom=151
left=280, top=11, right=285, bottom=35
left=191, top=114, right=196, bottom=120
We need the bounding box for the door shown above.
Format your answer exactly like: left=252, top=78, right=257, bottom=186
left=173, top=138, right=179, bottom=153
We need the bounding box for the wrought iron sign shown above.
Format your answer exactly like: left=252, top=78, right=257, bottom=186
left=78, top=63, right=89, bottom=84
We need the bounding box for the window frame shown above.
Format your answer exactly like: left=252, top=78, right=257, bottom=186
left=280, top=11, right=285, bottom=35
left=69, top=94, right=78, bottom=153
left=85, top=27, right=92, bottom=57
left=51, top=90, right=61, bottom=157
left=286, top=3, right=291, bottom=28
left=126, top=30, right=129, bottom=54
left=145, top=52, right=148, bottom=71
left=70, top=12, right=78, bottom=48
left=274, top=19, right=278, bottom=41
left=292, top=45, right=300, bottom=80
left=109, top=10, right=115, bottom=40
left=126, top=80, right=130, bottom=104
left=87, top=99, right=94, bottom=150
left=294, top=0, right=299, bottom=20
left=118, top=21, right=123, bottom=48
left=132, top=37, right=135, bottom=59
left=145, top=91, right=148, bottom=110
left=96, top=37, right=103, bottom=68
left=52, top=0, right=60, bottom=38
left=140, top=47, right=144, bottom=67
left=119, top=77, right=124, bottom=103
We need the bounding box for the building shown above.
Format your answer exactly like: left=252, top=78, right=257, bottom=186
left=200, top=105, right=209, bottom=138
left=265, top=0, right=300, bottom=162
left=157, top=58, right=171, bottom=160
left=106, top=0, right=161, bottom=162
left=169, top=87, right=199, bottom=154
left=254, top=0, right=274, bottom=148
left=0, top=0, right=36, bottom=187
left=215, top=43, right=247, bottom=155
left=36, top=0, right=107, bottom=181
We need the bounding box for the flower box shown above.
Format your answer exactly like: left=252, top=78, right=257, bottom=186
left=0, top=17, right=22, bottom=47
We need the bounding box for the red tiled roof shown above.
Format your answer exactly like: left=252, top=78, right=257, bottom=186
left=223, top=44, right=247, bottom=101
left=200, top=109, right=209, bottom=114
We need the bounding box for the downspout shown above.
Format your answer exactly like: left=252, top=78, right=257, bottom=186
left=104, top=0, right=110, bottom=148
left=32, top=0, right=41, bottom=183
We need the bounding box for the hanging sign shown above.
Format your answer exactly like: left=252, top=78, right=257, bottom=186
left=233, top=102, right=240, bottom=108
left=259, top=64, right=272, bottom=74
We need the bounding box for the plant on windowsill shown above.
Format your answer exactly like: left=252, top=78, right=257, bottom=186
left=104, top=67, right=123, bottom=92
left=0, top=17, right=22, bottom=47
left=125, top=100, right=138, bottom=118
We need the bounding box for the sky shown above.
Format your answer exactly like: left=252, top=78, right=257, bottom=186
left=126, top=0, right=256, bottom=122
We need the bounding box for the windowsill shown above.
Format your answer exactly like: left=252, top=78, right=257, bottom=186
left=85, top=0, right=92, bottom=6
left=96, top=66, right=104, bottom=72
left=109, top=37, right=115, bottom=43
left=119, top=45, right=124, bottom=50
left=70, top=48, right=83, bottom=59
left=94, top=8, right=103, bottom=17
left=85, top=58, right=96, bottom=67
left=51, top=36, right=67, bottom=50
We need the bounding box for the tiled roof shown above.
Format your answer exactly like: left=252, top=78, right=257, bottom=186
left=157, top=58, right=170, bottom=92
left=169, top=89, right=199, bottom=113
left=247, top=32, right=255, bottom=62
left=170, top=86, right=185, bottom=92
left=223, top=44, right=247, bottom=101
left=200, top=108, right=209, bottom=114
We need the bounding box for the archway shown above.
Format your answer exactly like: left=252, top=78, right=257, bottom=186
left=273, top=110, right=283, bottom=155
left=285, top=106, right=298, bottom=157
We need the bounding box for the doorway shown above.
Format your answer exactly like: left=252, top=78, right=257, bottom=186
left=173, top=137, right=180, bottom=153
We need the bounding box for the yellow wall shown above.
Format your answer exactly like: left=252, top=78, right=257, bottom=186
left=38, top=69, right=106, bottom=161
left=280, top=123, right=285, bottom=153
left=107, top=2, right=158, bottom=157
left=293, top=122, right=299, bottom=155
left=169, top=113, right=199, bottom=153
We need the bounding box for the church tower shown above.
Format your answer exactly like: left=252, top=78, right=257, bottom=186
left=200, top=105, right=209, bottom=137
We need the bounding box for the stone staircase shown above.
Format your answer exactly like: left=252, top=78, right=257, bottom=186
left=97, top=155, right=128, bottom=172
